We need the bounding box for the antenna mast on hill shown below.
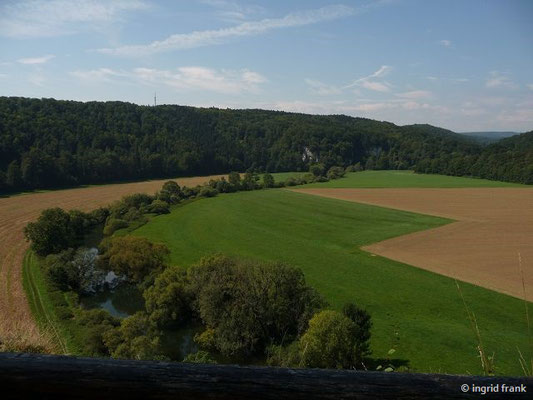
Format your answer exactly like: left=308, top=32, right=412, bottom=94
left=154, top=92, right=157, bottom=107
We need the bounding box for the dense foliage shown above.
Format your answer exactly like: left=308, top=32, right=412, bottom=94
left=415, top=131, right=533, bottom=184
left=3, top=96, right=516, bottom=193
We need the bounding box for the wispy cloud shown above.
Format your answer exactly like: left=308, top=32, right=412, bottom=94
left=0, top=0, right=148, bottom=38
left=439, top=39, right=452, bottom=47
left=396, top=90, right=431, bottom=99
left=305, top=79, right=342, bottom=95
left=343, top=65, right=392, bottom=92
left=17, top=55, right=55, bottom=64
left=527, top=84, right=533, bottom=91
left=71, top=66, right=267, bottom=94
left=486, top=71, right=516, bottom=89
left=200, top=0, right=265, bottom=23
left=97, top=5, right=355, bottom=56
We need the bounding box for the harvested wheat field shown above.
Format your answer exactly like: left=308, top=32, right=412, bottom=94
left=0, top=175, right=224, bottom=351
left=293, top=188, right=533, bottom=301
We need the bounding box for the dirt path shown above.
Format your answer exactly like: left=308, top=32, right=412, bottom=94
left=293, top=188, right=533, bottom=301
left=0, top=175, right=223, bottom=351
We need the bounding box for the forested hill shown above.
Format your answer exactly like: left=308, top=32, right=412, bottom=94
left=0, top=97, right=529, bottom=192
left=414, top=130, right=533, bottom=184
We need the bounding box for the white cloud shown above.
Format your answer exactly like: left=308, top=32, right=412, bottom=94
left=70, top=68, right=125, bottom=82
left=71, top=66, right=267, bottom=94
left=396, top=90, right=431, bottom=99
left=527, top=84, right=533, bottom=90
left=97, top=5, right=354, bottom=56
left=0, top=0, right=148, bottom=37
left=485, top=71, right=516, bottom=89
left=17, top=55, right=55, bottom=64
left=200, top=0, right=265, bottom=23
left=305, top=79, right=342, bottom=95
left=360, top=80, right=390, bottom=92
left=343, top=65, right=392, bottom=92
left=440, top=39, right=452, bottom=47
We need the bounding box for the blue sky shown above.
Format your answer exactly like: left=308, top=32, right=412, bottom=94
left=0, top=0, right=532, bottom=132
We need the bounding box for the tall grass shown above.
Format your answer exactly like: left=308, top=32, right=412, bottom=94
left=517, top=252, right=533, bottom=376
left=455, top=280, right=495, bottom=375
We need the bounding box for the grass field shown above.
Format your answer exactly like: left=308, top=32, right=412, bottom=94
left=22, top=251, right=80, bottom=354
left=303, top=170, right=525, bottom=188
left=131, top=188, right=531, bottom=375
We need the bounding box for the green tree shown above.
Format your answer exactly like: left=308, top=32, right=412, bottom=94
left=262, top=173, right=275, bottom=188
left=24, top=208, right=75, bottom=255
left=98, top=236, right=170, bottom=283
left=103, top=312, right=163, bottom=360
left=159, top=181, right=181, bottom=204
left=342, top=302, right=372, bottom=363
left=327, top=166, right=345, bottom=180
left=143, top=266, right=192, bottom=327
left=299, top=310, right=358, bottom=369
left=228, top=171, right=241, bottom=189
left=149, top=199, right=170, bottom=214
left=309, top=163, right=325, bottom=177
left=6, top=160, right=23, bottom=188
left=189, top=255, right=324, bottom=357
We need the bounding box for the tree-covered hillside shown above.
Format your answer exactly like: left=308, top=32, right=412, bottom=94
left=415, top=130, right=533, bottom=184
left=0, top=96, right=529, bottom=192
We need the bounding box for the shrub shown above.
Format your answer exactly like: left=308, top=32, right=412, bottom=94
left=342, top=302, right=372, bottom=363
left=103, top=218, right=129, bottom=236
left=149, top=199, right=170, bottom=215
left=309, top=163, right=326, bottom=177
left=262, top=173, right=275, bottom=188
left=199, top=186, right=218, bottom=198
left=327, top=166, right=345, bottom=180
left=143, top=266, right=192, bottom=327
left=103, top=312, right=164, bottom=360
left=98, top=236, right=170, bottom=283
left=122, top=193, right=153, bottom=209
left=299, top=310, right=358, bottom=369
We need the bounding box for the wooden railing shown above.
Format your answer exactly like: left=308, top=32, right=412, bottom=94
left=0, top=352, right=531, bottom=399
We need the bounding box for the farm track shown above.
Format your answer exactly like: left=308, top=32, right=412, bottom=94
left=0, top=175, right=224, bottom=351
left=293, top=188, right=533, bottom=301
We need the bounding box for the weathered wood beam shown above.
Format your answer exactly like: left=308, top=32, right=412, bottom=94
left=0, top=352, right=530, bottom=399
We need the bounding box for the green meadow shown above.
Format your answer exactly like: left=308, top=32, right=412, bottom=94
left=303, top=170, right=525, bottom=188
left=131, top=185, right=531, bottom=375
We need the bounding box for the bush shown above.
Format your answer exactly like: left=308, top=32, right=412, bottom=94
left=199, top=186, right=218, bottom=198
left=143, top=266, right=192, bottom=327
left=262, top=173, right=275, bottom=188
left=55, top=306, right=74, bottom=320
left=103, top=218, right=129, bottom=236
left=159, top=181, right=181, bottom=204
left=309, top=163, right=326, bottom=177
left=103, top=312, right=164, bottom=360
left=342, top=302, right=372, bottom=363
left=149, top=200, right=170, bottom=215
left=299, top=310, right=358, bottom=369
left=98, top=236, right=170, bottom=283
left=181, top=186, right=198, bottom=199
left=122, top=193, right=153, bottom=209
left=327, top=166, right=345, bottom=180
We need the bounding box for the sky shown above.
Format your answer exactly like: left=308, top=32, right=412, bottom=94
left=0, top=0, right=532, bottom=132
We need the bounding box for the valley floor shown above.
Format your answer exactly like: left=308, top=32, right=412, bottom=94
left=293, top=187, right=533, bottom=301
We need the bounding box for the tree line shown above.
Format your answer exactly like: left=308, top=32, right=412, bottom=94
left=4, top=96, right=528, bottom=193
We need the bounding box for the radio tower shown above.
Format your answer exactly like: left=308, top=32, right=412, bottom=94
left=154, top=92, right=157, bottom=107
